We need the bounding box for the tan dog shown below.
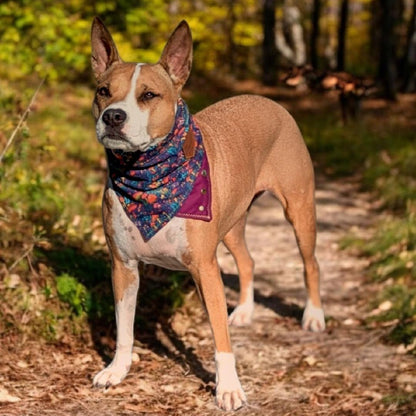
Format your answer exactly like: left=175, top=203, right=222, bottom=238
left=91, top=17, right=325, bottom=411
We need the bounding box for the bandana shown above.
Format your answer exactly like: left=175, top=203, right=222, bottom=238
left=107, top=98, right=212, bottom=241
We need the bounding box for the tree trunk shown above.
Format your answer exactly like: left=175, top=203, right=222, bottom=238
left=262, top=0, right=277, bottom=85
left=378, top=0, right=398, bottom=100
left=336, top=0, right=349, bottom=71
left=226, top=0, right=237, bottom=73
left=403, top=0, right=416, bottom=92
left=275, top=5, right=306, bottom=66
left=310, top=0, right=321, bottom=69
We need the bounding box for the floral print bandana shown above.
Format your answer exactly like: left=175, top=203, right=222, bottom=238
left=107, top=98, right=211, bottom=241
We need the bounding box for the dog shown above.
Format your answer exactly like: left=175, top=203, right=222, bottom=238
left=90, top=17, right=325, bottom=411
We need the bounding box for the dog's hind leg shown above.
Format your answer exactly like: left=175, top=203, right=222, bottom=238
left=268, top=171, right=325, bottom=332
left=278, top=186, right=325, bottom=332
left=223, top=214, right=255, bottom=326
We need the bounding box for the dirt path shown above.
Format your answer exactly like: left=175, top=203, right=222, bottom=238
left=1, top=176, right=416, bottom=416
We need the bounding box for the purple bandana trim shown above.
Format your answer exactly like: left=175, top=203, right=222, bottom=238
left=176, top=152, right=211, bottom=220
left=107, top=98, right=212, bottom=241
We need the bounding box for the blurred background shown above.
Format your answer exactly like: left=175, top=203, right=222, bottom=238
left=0, top=1, right=415, bottom=94
left=0, top=0, right=415, bottom=365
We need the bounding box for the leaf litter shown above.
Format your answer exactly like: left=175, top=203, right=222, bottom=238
left=1, top=175, right=415, bottom=415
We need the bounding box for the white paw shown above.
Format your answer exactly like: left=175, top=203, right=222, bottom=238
left=93, top=362, right=130, bottom=388
left=302, top=300, right=325, bottom=332
left=228, top=302, right=254, bottom=326
left=216, top=383, right=246, bottom=411
left=215, top=351, right=247, bottom=411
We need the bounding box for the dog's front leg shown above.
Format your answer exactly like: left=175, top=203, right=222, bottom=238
left=93, top=258, right=139, bottom=388
left=190, top=258, right=246, bottom=411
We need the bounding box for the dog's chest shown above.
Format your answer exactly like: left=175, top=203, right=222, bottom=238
left=105, top=188, right=188, bottom=271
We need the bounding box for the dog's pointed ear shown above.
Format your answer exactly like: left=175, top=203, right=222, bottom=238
left=91, top=17, right=122, bottom=80
left=159, top=21, right=193, bottom=89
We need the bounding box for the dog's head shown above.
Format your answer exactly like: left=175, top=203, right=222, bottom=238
left=91, top=17, right=192, bottom=152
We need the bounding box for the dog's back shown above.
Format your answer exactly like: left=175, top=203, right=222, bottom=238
left=195, top=94, right=314, bottom=207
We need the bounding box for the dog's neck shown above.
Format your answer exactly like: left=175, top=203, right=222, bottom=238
left=106, top=98, right=210, bottom=241
left=108, top=97, right=193, bottom=162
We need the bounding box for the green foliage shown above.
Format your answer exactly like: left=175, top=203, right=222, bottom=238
left=310, top=112, right=416, bottom=348
left=300, top=113, right=373, bottom=176
left=364, top=146, right=416, bottom=211
left=376, top=285, right=416, bottom=345
left=163, top=273, right=190, bottom=311
left=382, top=392, right=416, bottom=408
left=0, top=0, right=262, bottom=83
left=0, top=1, right=91, bottom=81
left=0, top=79, right=110, bottom=342
left=300, top=110, right=416, bottom=209
left=0, top=0, right=411, bottom=84
left=56, top=273, right=88, bottom=316
left=143, top=272, right=189, bottom=312
left=360, top=212, right=416, bottom=281
left=353, top=210, right=416, bottom=347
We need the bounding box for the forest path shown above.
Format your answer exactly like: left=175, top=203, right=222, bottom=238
left=1, top=176, right=416, bottom=416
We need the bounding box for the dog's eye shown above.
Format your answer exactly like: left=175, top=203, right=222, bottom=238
left=97, top=87, right=110, bottom=97
left=141, top=91, right=158, bottom=102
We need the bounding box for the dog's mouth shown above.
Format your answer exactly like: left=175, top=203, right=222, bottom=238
left=99, top=132, right=135, bottom=151
left=99, top=133, right=157, bottom=153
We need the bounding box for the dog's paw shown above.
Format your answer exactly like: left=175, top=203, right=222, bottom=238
left=215, top=352, right=247, bottom=411
left=228, top=302, right=254, bottom=327
left=302, top=300, right=325, bottom=332
left=216, top=382, right=247, bottom=411
left=93, top=363, right=130, bottom=388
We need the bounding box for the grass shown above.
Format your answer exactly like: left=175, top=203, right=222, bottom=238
left=298, top=99, right=416, bottom=350
left=382, top=392, right=416, bottom=408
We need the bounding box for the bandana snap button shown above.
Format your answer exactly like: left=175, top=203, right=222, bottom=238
left=198, top=205, right=205, bottom=212
left=201, top=188, right=207, bottom=194
left=201, top=170, right=207, bottom=177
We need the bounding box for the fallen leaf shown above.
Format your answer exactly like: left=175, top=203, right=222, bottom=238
left=378, top=300, right=392, bottom=311
left=397, top=373, right=416, bottom=385
left=307, top=370, right=327, bottom=378
left=6, top=274, right=21, bottom=289
left=303, top=355, right=318, bottom=366
left=161, top=384, right=175, bottom=393
left=136, top=379, right=156, bottom=395
left=342, top=318, right=361, bottom=326
left=362, top=390, right=383, bottom=401
left=0, top=387, right=21, bottom=403
left=16, top=360, right=29, bottom=369
left=132, top=352, right=140, bottom=363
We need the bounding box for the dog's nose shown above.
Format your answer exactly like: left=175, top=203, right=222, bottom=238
left=102, top=108, right=127, bottom=128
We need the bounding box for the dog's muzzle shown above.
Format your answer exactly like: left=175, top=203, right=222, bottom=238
left=97, top=108, right=131, bottom=149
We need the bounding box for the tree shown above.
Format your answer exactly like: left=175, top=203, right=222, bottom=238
left=275, top=3, right=306, bottom=66
left=262, top=0, right=277, bottom=85
left=402, top=0, right=416, bottom=92
left=378, top=0, right=398, bottom=100
left=225, top=0, right=237, bottom=73
left=310, top=0, right=321, bottom=69
left=336, top=0, right=349, bottom=71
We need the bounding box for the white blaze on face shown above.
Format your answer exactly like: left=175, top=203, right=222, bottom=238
left=96, top=64, right=155, bottom=152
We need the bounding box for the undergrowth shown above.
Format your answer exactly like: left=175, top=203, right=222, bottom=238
left=0, top=79, right=191, bottom=344
left=299, top=101, right=416, bottom=350
left=0, top=78, right=110, bottom=342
